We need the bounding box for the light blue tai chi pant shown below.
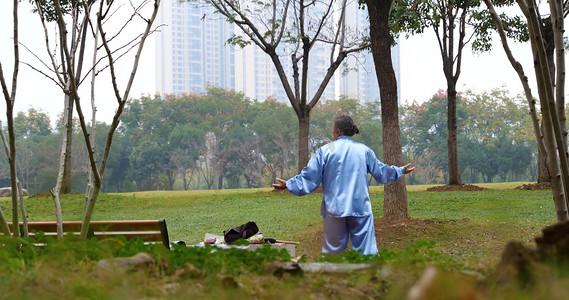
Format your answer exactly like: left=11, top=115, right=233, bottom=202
left=322, top=214, right=378, bottom=255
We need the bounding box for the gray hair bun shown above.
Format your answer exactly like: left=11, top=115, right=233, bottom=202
left=334, top=115, right=359, bottom=136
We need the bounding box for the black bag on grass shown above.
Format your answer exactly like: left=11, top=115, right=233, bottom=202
left=223, top=221, right=259, bottom=243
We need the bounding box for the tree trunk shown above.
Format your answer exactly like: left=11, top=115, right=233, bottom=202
left=523, top=0, right=568, bottom=221
left=537, top=78, right=567, bottom=221
left=538, top=147, right=551, bottom=182
left=541, top=17, right=563, bottom=184
left=244, top=174, right=251, bottom=188
left=0, top=125, right=14, bottom=236
left=447, top=84, right=462, bottom=185
left=0, top=202, right=9, bottom=235
left=545, top=0, right=569, bottom=212
left=550, top=1, right=567, bottom=151
left=61, top=93, right=74, bottom=194
left=297, top=110, right=310, bottom=173
left=218, top=174, right=223, bottom=189
left=6, top=104, right=19, bottom=237
left=183, top=169, right=188, bottom=190
left=258, top=165, right=263, bottom=187
left=52, top=85, right=73, bottom=239
left=166, top=171, right=175, bottom=190
left=156, top=173, right=161, bottom=190
left=433, top=0, right=469, bottom=186
left=366, top=0, right=408, bottom=220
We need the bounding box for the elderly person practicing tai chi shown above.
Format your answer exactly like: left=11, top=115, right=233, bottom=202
left=272, top=115, right=415, bottom=255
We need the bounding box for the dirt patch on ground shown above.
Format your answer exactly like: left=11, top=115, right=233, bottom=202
left=295, top=217, right=446, bottom=259
left=426, top=184, right=487, bottom=192
left=295, top=223, right=324, bottom=260
left=515, top=182, right=551, bottom=190
left=374, top=218, right=446, bottom=248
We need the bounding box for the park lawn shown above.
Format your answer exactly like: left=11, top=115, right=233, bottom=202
left=0, top=182, right=563, bottom=299
left=1, top=183, right=557, bottom=266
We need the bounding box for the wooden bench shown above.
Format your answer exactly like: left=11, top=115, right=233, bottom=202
left=6, top=219, right=170, bottom=248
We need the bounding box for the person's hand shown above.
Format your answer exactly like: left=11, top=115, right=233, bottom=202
left=272, top=178, right=287, bottom=190
left=403, top=163, right=415, bottom=174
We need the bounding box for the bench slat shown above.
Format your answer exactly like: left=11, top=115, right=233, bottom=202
left=27, top=231, right=163, bottom=241
left=9, top=220, right=163, bottom=232
left=6, top=219, right=170, bottom=247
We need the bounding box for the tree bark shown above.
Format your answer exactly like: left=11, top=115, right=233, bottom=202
left=218, top=174, right=223, bottom=189
left=0, top=122, right=13, bottom=236
left=366, top=0, right=408, bottom=220
left=546, top=0, right=569, bottom=210
left=61, top=93, right=74, bottom=194
left=538, top=144, right=551, bottom=183
left=447, top=83, right=462, bottom=185
left=297, top=110, right=310, bottom=174
left=52, top=82, right=73, bottom=239
left=17, top=181, right=27, bottom=236
left=7, top=105, right=18, bottom=237
left=183, top=169, right=188, bottom=190
left=550, top=1, right=566, bottom=150
left=84, top=23, right=99, bottom=217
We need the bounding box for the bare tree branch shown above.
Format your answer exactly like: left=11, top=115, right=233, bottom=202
left=19, top=42, right=61, bottom=77
left=80, top=0, right=161, bottom=239
left=34, top=0, right=67, bottom=88
left=330, top=0, right=348, bottom=65
left=20, top=62, right=65, bottom=89
left=453, top=0, right=470, bottom=81
left=79, top=25, right=165, bottom=86
left=205, top=0, right=368, bottom=171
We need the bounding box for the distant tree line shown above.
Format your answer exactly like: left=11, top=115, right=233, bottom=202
left=401, top=88, right=536, bottom=185
left=0, top=86, right=538, bottom=195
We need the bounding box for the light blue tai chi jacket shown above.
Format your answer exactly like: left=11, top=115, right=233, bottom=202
left=286, top=136, right=404, bottom=218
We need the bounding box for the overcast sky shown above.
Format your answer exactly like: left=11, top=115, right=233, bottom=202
left=0, top=1, right=550, bottom=125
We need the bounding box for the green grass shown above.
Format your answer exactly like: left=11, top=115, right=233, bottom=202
left=0, top=182, right=556, bottom=246
left=0, top=182, right=557, bottom=269
left=0, top=182, right=564, bottom=299
left=1, top=189, right=324, bottom=244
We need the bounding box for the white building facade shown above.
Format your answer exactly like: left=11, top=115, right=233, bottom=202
left=156, top=1, right=235, bottom=95
left=336, top=2, right=401, bottom=103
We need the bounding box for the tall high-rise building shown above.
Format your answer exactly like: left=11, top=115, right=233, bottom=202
left=156, top=1, right=235, bottom=95
left=234, top=43, right=280, bottom=101
left=336, top=2, right=401, bottom=103
left=232, top=7, right=337, bottom=103
left=156, top=0, right=400, bottom=103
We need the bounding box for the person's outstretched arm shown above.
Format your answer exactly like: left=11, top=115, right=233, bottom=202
left=272, top=149, right=324, bottom=196
left=403, top=163, right=415, bottom=174
left=367, top=149, right=414, bottom=183
left=272, top=178, right=287, bottom=190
